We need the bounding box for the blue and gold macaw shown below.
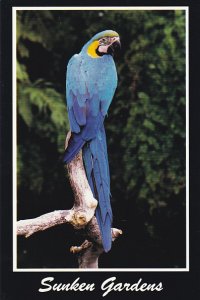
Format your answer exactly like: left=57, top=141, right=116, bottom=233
left=63, top=30, right=120, bottom=252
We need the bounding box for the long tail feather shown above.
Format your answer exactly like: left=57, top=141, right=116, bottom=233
left=83, top=125, right=112, bottom=252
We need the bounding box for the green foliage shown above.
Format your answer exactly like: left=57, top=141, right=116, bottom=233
left=120, top=11, right=186, bottom=212
left=17, top=11, right=70, bottom=192
left=17, top=10, right=186, bottom=246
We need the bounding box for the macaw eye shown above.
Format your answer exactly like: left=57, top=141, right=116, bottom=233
left=99, top=37, right=109, bottom=45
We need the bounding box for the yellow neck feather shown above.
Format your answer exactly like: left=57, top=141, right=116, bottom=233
left=87, top=41, right=101, bottom=58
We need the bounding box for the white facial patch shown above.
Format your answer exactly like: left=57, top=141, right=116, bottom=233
left=98, top=45, right=110, bottom=53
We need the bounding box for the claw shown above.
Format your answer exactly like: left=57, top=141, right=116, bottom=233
left=70, top=240, right=93, bottom=254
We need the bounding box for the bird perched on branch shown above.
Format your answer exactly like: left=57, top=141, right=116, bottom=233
left=63, top=30, right=120, bottom=252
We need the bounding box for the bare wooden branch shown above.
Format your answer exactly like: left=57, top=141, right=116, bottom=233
left=16, top=209, right=122, bottom=268
left=17, top=131, right=123, bottom=268
left=64, top=131, right=98, bottom=228
left=17, top=211, right=122, bottom=240
left=17, top=210, right=72, bottom=238
left=65, top=152, right=97, bottom=228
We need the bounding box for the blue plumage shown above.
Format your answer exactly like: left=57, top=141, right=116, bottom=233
left=63, top=30, right=119, bottom=252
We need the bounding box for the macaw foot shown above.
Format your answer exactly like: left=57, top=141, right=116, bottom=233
left=70, top=240, right=92, bottom=254
left=70, top=238, right=103, bottom=268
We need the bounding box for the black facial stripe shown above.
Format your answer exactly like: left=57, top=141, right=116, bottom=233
left=96, top=47, right=104, bottom=57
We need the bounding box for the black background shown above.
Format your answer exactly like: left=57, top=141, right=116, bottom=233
left=1, top=0, right=200, bottom=299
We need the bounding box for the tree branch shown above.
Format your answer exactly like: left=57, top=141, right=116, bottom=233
left=17, top=210, right=72, bottom=238
left=17, top=131, right=122, bottom=268
left=17, top=209, right=122, bottom=268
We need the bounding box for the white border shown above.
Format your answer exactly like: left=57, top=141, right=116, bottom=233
left=13, top=6, right=189, bottom=272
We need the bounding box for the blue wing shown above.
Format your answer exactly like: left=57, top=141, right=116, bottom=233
left=64, top=52, right=117, bottom=252
left=64, top=54, right=105, bottom=161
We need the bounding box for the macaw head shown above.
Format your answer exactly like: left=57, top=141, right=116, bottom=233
left=84, top=30, right=121, bottom=58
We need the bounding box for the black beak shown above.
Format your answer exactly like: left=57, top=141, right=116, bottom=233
left=107, top=40, right=121, bottom=56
